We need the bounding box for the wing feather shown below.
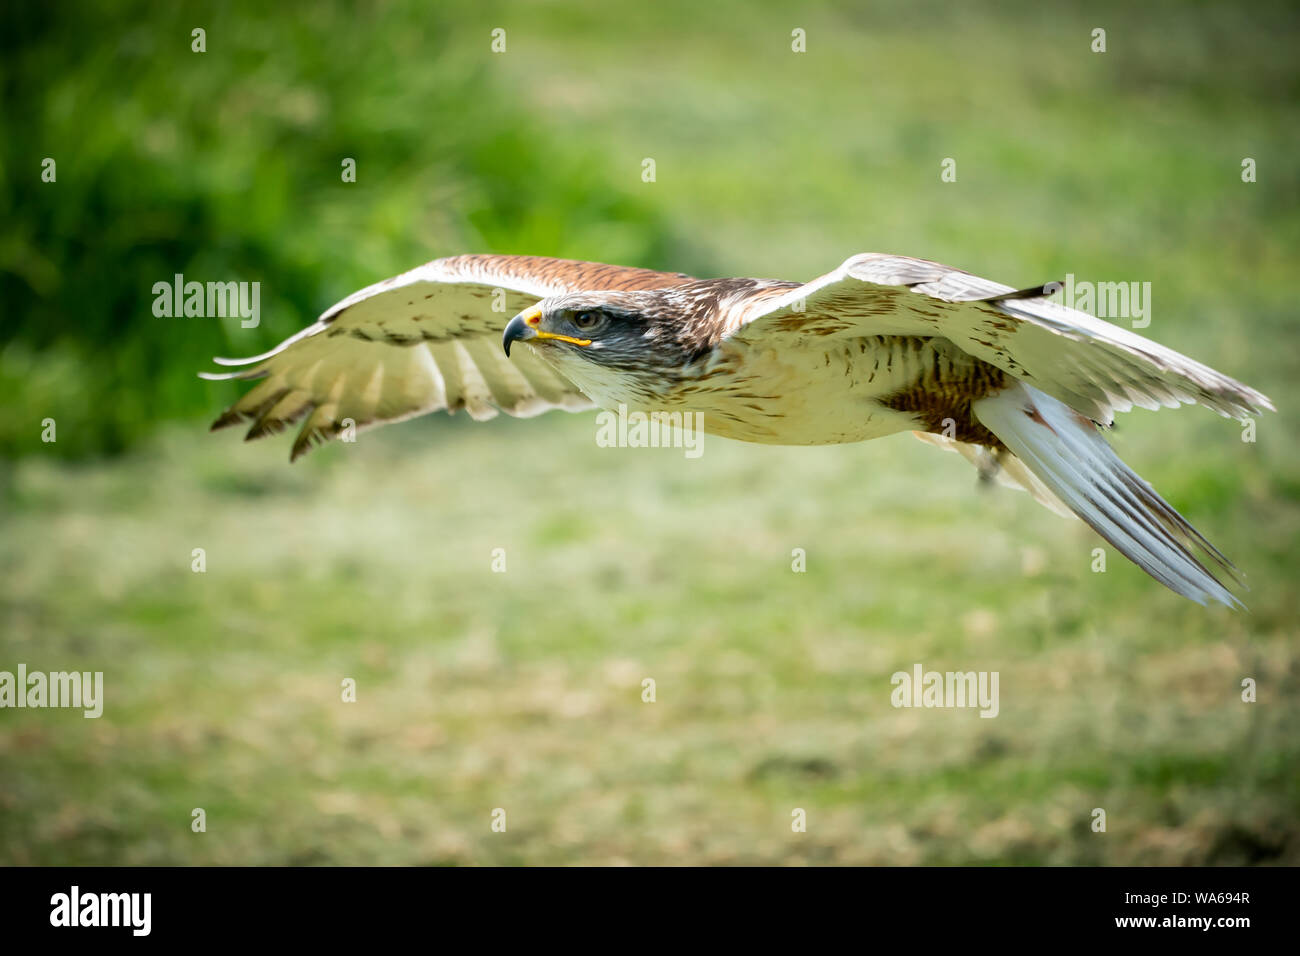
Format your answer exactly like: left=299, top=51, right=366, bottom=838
left=727, top=253, right=1273, bottom=424
left=202, top=255, right=694, bottom=459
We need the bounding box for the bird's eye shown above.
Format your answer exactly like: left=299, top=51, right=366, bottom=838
left=572, top=310, right=605, bottom=332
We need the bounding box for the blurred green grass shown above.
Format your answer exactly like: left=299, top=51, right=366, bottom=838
left=1, top=0, right=1298, bottom=864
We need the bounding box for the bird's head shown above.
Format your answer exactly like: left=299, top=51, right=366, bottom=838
left=502, top=290, right=701, bottom=399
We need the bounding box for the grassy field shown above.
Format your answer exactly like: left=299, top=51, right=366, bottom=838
left=1, top=0, right=1298, bottom=864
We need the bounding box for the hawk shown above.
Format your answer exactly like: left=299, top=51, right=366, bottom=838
left=202, top=253, right=1273, bottom=607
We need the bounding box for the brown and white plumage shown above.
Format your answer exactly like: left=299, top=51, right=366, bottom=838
left=204, top=252, right=1273, bottom=606
left=200, top=255, right=692, bottom=460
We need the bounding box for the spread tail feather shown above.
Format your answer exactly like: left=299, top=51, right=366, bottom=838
left=972, top=383, right=1244, bottom=608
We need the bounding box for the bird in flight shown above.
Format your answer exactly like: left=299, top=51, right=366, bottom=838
left=202, top=253, right=1272, bottom=607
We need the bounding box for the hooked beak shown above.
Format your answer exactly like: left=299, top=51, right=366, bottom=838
left=502, top=306, right=592, bottom=357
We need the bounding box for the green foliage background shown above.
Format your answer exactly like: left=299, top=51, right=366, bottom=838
left=1, top=0, right=1297, bottom=864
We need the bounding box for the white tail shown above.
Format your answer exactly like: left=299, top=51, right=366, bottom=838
left=972, top=383, right=1243, bottom=607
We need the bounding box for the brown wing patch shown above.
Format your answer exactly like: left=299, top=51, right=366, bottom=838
left=434, top=254, right=695, bottom=295
left=881, top=345, right=1011, bottom=448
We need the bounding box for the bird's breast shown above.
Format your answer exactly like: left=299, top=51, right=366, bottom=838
left=538, top=335, right=1006, bottom=448
left=655, top=336, right=946, bottom=445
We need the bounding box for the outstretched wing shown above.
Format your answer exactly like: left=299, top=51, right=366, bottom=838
left=724, top=253, right=1273, bottom=424
left=202, top=254, right=694, bottom=460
